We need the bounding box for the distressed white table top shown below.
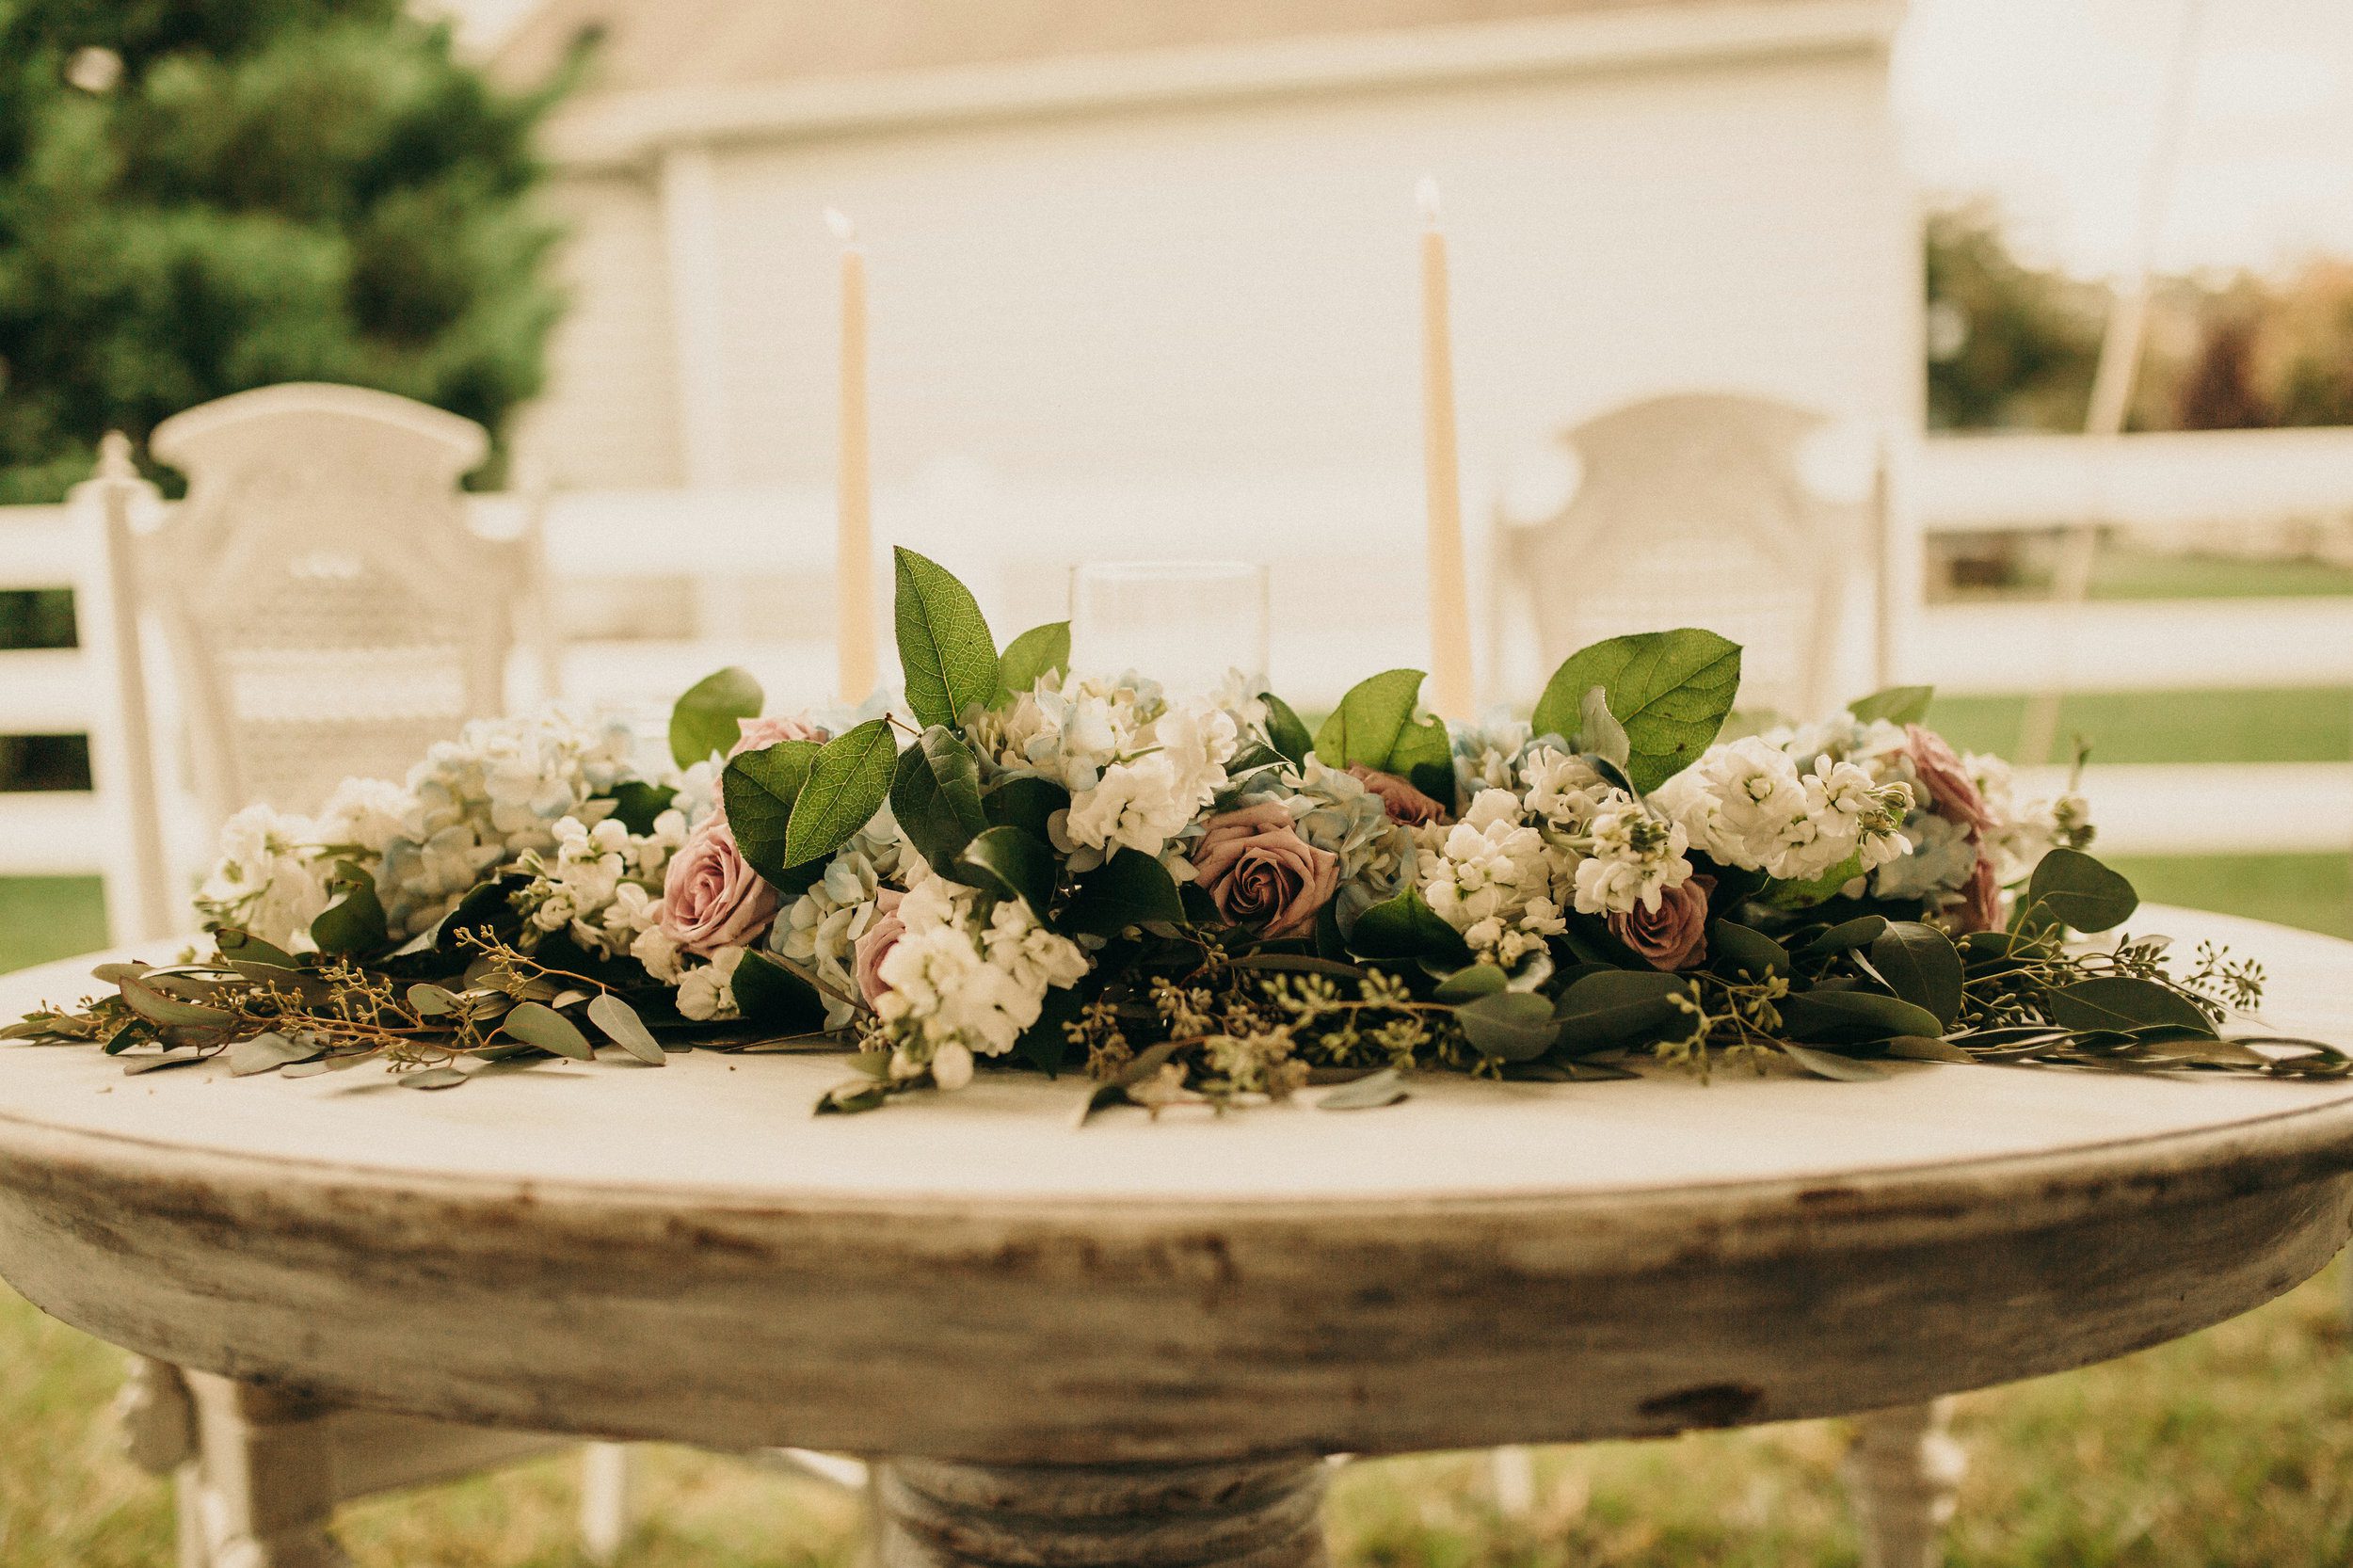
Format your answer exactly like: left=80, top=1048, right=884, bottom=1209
left=3, top=904, right=2348, bottom=1208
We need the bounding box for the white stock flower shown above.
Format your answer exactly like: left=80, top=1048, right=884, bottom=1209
left=1519, top=745, right=1612, bottom=830
left=1655, top=738, right=1909, bottom=885
left=1416, top=789, right=1563, bottom=966
left=872, top=876, right=1089, bottom=1065
left=675, top=945, right=748, bottom=1021
left=314, top=776, right=415, bottom=857
left=772, top=817, right=908, bottom=1030
left=630, top=921, right=684, bottom=984
left=196, top=804, right=332, bottom=951
left=1871, top=811, right=1978, bottom=902
left=1570, top=806, right=1693, bottom=917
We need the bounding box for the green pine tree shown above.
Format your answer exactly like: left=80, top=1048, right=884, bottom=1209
left=0, top=0, right=575, bottom=503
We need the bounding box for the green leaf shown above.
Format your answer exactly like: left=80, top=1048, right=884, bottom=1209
left=997, top=620, right=1071, bottom=699
left=984, top=775, right=1070, bottom=840
left=214, top=929, right=298, bottom=968
left=783, top=719, right=896, bottom=868
left=1387, top=712, right=1457, bottom=804
left=2017, top=848, right=2138, bottom=936
left=2047, top=977, right=2218, bottom=1039
left=1016, top=984, right=1085, bottom=1076
left=731, top=950, right=831, bottom=1034
left=585, top=993, right=667, bottom=1065
left=890, top=726, right=989, bottom=872
left=1313, top=669, right=1434, bottom=773
left=1432, top=963, right=1509, bottom=1003
left=1553, top=969, right=1692, bottom=1048
left=228, top=1032, right=319, bottom=1077
left=605, top=780, right=680, bottom=836
left=1762, top=852, right=1867, bottom=910
left=1578, top=685, right=1631, bottom=771
left=503, top=1000, right=594, bottom=1060
left=1780, top=1042, right=1891, bottom=1081
left=1262, top=692, right=1314, bottom=770
left=1847, top=685, right=1935, bottom=727
left=1869, top=921, right=1964, bottom=1030
left=423, top=875, right=527, bottom=955
left=1796, top=915, right=1888, bottom=958
left=894, top=546, right=999, bottom=729
left=1346, top=887, right=1472, bottom=967
left=407, top=983, right=459, bottom=1016
left=669, top=666, right=764, bottom=768
left=1887, top=1033, right=1977, bottom=1063
left=1454, top=991, right=1561, bottom=1061
left=1530, top=629, right=1742, bottom=792
left=956, top=825, right=1057, bottom=919
left=311, top=864, right=388, bottom=957
left=1707, top=920, right=1789, bottom=983
left=1318, top=1067, right=1411, bottom=1110
left=1061, top=849, right=1184, bottom=937
left=402, top=1066, right=472, bottom=1091
left=1779, top=988, right=1943, bottom=1044
left=721, top=739, right=823, bottom=883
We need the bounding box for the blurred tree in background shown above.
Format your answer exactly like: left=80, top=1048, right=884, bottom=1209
left=0, top=0, right=574, bottom=504
left=1924, top=204, right=2107, bottom=431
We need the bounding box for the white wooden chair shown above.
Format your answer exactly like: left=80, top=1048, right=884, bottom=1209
left=82, top=384, right=631, bottom=1567
left=1489, top=392, right=1951, bottom=1568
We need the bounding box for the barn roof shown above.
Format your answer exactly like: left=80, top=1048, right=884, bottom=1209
left=491, top=0, right=1768, bottom=98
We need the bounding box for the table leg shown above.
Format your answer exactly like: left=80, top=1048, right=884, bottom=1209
left=876, top=1456, right=1329, bottom=1568
left=1843, top=1400, right=1964, bottom=1568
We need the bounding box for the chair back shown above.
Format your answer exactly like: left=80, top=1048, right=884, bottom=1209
left=1499, top=392, right=1881, bottom=722
left=144, top=384, right=512, bottom=822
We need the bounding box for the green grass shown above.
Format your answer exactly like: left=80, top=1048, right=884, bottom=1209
left=1929, top=689, right=2352, bottom=766
left=1932, top=539, right=2353, bottom=603
left=0, top=877, right=110, bottom=974
left=4, top=1262, right=2352, bottom=1567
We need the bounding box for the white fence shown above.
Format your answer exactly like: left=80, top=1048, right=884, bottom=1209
left=4, top=428, right=2351, bottom=919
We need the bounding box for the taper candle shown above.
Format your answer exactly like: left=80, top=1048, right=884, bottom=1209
left=1417, top=177, right=1475, bottom=721
left=829, top=206, right=876, bottom=705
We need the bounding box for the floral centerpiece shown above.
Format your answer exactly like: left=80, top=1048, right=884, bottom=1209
left=12, top=550, right=2343, bottom=1112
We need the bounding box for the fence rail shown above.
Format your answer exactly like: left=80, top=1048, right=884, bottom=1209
left=5, top=429, right=2351, bottom=912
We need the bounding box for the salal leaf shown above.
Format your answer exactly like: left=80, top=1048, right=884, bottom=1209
left=1455, top=991, right=1561, bottom=1062
left=783, top=718, right=896, bottom=869
left=956, top=825, right=1057, bottom=920
left=2016, top=847, right=2137, bottom=936
left=1779, top=988, right=1943, bottom=1044
left=310, top=864, right=388, bottom=957
left=1313, top=669, right=1448, bottom=793
left=731, top=950, right=830, bottom=1034
left=1262, top=692, right=1314, bottom=770
left=1061, top=849, right=1184, bottom=937
left=1796, top=915, right=1888, bottom=958
left=890, top=725, right=988, bottom=872
left=997, top=620, right=1070, bottom=700
left=504, top=1000, right=594, bottom=1060
left=984, top=775, right=1069, bottom=840
left=1869, top=921, right=1964, bottom=1030
left=1432, top=963, right=1509, bottom=1003
left=604, top=779, right=680, bottom=836
left=1346, top=887, right=1472, bottom=967
left=1553, top=969, right=1691, bottom=1048
left=587, top=993, right=667, bottom=1065
left=721, top=739, right=823, bottom=883
left=1707, top=920, right=1789, bottom=983
left=1848, top=684, right=1935, bottom=727
left=894, top=547, right=999, bottom=729
left=1530, top=629, right=1741, bottom=792
left=2047, top=977, right=2217, bottom=1039
left=669, top=666, right=763, bottom=768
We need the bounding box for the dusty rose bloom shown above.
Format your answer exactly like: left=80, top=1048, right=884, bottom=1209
left=660, top=818, right=779, bottom=955
left=852, top=888, right=906, bottom=1004
left=1347, top=764, right=1449, bottom=826
left=1903, top=724, right=1995, bottom=835
left=1949, top=850, right=2003, bottom=935
left=728, top=713, right=829, bottom=760
left=1192, top=802, right=1339, bottom=939
left=1609, top=873, right=1714, bottom=971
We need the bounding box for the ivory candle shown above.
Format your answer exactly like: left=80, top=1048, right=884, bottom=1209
left=1417, top=178, right=1475, bottom=722
left=830, top=207, right=876, bottom=705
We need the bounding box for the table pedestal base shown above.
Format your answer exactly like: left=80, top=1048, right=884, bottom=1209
left=876, top=1456, right=1329, bottom=1568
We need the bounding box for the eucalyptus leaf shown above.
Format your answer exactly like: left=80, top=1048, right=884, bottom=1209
left=226, top=960, right=338, bottom=1006
left=1781, top=1042, right=1891, bottom=1081
left=120, top=976, right=232, bottom=1029
left=721, top=739, right=823, bottom=883
left=1886, top=1033, right=1977, bottom=1063
left=402, top=1066, right=472, bottom=1091
left=1432, top=963, right=1509, bottom=1003
left=816, top=1080, right=890, bottom=1114
left=2047, top=977, right=2217, bottom=1039
left=229, top=1032, right=320, bottom=1077
left=956, top=825, right=1058, bottom=919
left=122, top=1052, right=207, bottom=1075
left=1797, top=915, right=1888, bottom=958
left=894, top=547, right=999, bottom=729
left=214, top=929, right=298, bottom=968
left=997, top=620, right=1071, bottom=698
left=2017, top=848, right=2138, bottom=936
left=1707, top=920, right=1789, bottom=982
left=668, top=666, right=764, bottom=768
left=731, top=950, right=831, bottom=1034
left=586, top=993, right=667, bottom=1065
left=891, top=726, right=989, bottom=872
left=1317, top=1067, right=1411, bottom=1110
left=1553, top=970, right=1692, bottom=1048
left=1454, top=991, right=1561, bottom=1062
left=1867, top=921, right=1964, bottom=1029
left=1779, top=988, right=1943, bottom=1044
left=1847, top=685, right=1935, bottom=727
left=783, top=718, right=897, bottom=868
left=503, top=1000, right=594, bottom=1061
left=408, top=983, right=459, bottom=1017
left=1060, top=849, right=1184, bottom=937
left=1529, top=629, right=1742, bottom=792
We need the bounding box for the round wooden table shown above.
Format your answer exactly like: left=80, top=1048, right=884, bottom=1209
left=3, top=905, right=2350, bottom=1568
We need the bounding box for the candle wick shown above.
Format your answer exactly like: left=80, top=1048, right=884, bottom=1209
left=825, top=206, right=857, bottom=244
left=1416, top=176, right=1442, bottom=228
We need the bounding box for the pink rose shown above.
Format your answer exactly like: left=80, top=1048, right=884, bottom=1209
left=1950, top=850, right=2003, bottom=935
left=728, top=714, right=829, bottom=760
left=1904, top=724, right=1995, bottom=835
left=1609, top=873, right=1714, bottom=971
left=1192, top=803, right=1339, bottom=939
left=852, top=888, right=905, bottom=1005
left=1348, top=764, right=1449, bottom=826
left=659, top=818, right=779, bottom=955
